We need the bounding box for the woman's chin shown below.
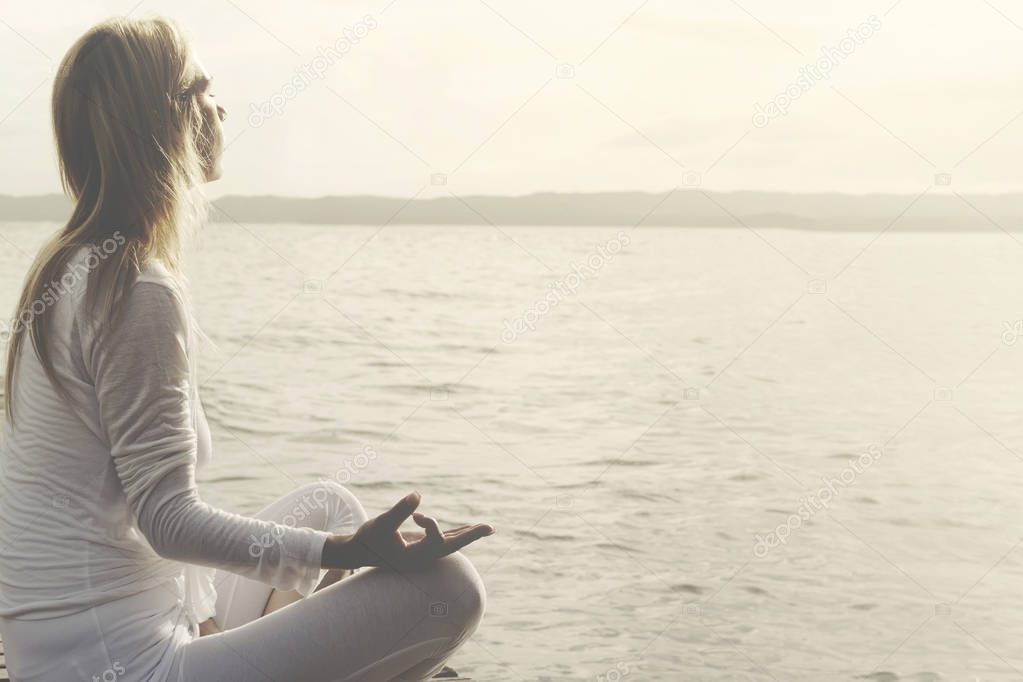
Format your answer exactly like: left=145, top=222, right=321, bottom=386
left=204, top=165, right=223, bottom=183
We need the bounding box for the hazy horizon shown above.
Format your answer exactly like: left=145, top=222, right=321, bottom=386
left=4, top=0, right=1023, bottom=199
left=3, top=187, right=1023, bottom=230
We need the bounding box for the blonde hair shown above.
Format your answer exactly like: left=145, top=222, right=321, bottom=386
left=4, top=16, right=214, bottom=423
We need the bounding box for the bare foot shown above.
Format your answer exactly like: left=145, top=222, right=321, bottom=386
left=198, top=617, right=221, bottom=636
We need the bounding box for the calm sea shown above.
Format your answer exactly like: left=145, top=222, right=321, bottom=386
left=3, top=221, right=1023, bottom=680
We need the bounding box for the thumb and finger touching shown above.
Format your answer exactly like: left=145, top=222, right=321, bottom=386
left=362, top=491, right=494, bottom=566
left=378, top=492, right=421, bottom=531
left=413, top=512, right=444, bottom=542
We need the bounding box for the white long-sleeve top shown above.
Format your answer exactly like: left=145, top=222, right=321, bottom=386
left=0, top=245, right=331, bottom=620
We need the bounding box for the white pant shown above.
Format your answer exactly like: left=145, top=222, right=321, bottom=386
left=176, top=481, right=486, bottom=681
left=1, top=482, right=486, bottom=682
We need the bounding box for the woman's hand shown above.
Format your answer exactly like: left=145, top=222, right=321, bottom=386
left=322, top=492, right=493, bottom=571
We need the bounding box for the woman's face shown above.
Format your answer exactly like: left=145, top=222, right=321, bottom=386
left=191, top=60, right=227, bottom=182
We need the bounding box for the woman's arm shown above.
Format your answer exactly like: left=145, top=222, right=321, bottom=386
left=88, top=279, right=328, bottom=593
left=89, top=275, right=494, bottom=590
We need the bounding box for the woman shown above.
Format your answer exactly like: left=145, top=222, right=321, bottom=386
left=0, top=16, right=493, bottom=682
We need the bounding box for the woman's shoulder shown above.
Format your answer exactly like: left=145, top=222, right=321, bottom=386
left=70, top=246, right=191, bottom=332
left=136, top=256, right=180, bottom=290
left=131, top=257, right=195, bottom=318
left=66, top=244, right=181, bottom=297
left=130, top=261, right=193, bottom=326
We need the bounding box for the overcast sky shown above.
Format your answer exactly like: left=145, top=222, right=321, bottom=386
left=2, top=0, right=1023, bottom=198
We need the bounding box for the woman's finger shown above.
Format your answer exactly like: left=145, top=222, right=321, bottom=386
left=377, top=492, right=421, bottom=531
left=413, top=512, right=444, bottom=542
left=441, top=524, right=493, bottom=539
left=438, top=524, right=494, bottom=555
left=400, top=529, right=427, bottom=543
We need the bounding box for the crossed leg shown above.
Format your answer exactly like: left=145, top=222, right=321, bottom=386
left=211, top=481, right=369, bottom=631
left=173, top=481, right=486, bottom=682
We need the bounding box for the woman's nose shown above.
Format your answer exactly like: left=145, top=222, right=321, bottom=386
left=217, top=105, right=227, bottom=122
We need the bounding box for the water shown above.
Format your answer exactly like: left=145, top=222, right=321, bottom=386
left=3, top=221, right=1023, bottom=680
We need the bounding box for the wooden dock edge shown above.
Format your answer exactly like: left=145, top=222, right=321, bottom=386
left=0, top=639, right=473, bottom=681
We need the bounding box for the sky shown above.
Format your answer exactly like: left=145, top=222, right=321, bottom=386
left=2, top=0, right=1023, bottom=199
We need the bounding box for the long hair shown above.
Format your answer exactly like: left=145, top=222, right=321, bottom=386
left=4, top=16, right=214, bottom=423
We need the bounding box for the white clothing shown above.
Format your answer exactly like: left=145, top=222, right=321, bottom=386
left=0, top=246, right=329, bottom=623
left=1, top=480, right=485, bottom=681
left=0, top=246, right=485, bottom=680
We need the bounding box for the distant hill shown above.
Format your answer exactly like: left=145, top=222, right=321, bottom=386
left=1, top=190, right=1020, bottom=230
